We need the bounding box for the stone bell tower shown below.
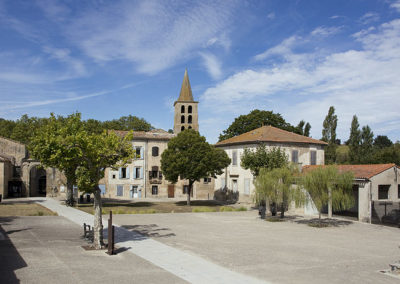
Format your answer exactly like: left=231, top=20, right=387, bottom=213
left=173, top=69, right=199, bottom=134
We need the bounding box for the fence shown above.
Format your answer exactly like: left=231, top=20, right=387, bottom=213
left=371, top=201, right=400, bottom=227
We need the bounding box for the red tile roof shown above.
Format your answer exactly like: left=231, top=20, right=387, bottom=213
left=216, top=125, right=327, bottom=147
left=302, top=163, right=399, bottom=179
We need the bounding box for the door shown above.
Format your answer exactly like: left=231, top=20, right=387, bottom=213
left=168, top=185, right=175, bottom=198
left=133, top=186, right=138, bottom=198
left=232, top=179, right=238, bottom=192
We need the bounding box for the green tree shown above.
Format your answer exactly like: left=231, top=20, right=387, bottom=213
left=241, top=144, right=288, bottom=176
left=74, top=130, right=134, bottom=249
left=301, top=166, right=354, bottom=223
left=321, top=106, right=338, bottom=164
left=304, top=122, right=311, bottom=137
left=11, top=114, right=48, bottom=144
left=373, top=135, right=392, bottom=149
left=335, top=145, right=350, bottom=164
left=254, top=166, right=305, bottom=218
left=0, top=118, right=16, bottom=139
left=348, top=115, right=361, bottom=163
left=218, top=110, right=295, bottom=141
left=161, top=129, right=230, bottom=206
left=30, top=113, right=86, bottom=206
left=359, top=125, right=374, bottom=163
left=103, top=115, right=152, bottom=131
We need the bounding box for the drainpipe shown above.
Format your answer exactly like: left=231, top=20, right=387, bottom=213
left=369, top=180, right=372, bottom=224
left=144, top=140, right=147, bottom=198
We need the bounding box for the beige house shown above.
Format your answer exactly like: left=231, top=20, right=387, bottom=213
left=104, top=69, right=214, bottom=200
left=303, top=163, right=400, bottom=223
left=214, top=126, right=327, bottom=203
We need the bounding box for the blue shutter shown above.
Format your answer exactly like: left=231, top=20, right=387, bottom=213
left=126, top=167, right=130, bottom=179
left=140, top=167, right=143, bottom=178
left=133, top=167, right=137, bottom=179
left=140, top=147, right=144, bottom=159
left=118, top=168, right=122, bottom=179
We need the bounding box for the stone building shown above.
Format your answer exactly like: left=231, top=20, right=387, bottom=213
left=303, top=163, right=400, bottom=223
left=104, top=69, right=214, bottom=200
left=214, top=125, right=327, bottom=203
left=0, top=136, right=63, bottom=199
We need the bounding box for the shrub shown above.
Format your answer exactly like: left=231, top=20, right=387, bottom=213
left=192, top=207, right=217, bottom=213
left=219, top=206, right=234, bottom=212
left=236, top=206, right=247, bottom=211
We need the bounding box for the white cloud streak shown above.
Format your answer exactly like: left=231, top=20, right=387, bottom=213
left=199, top=52, right=222, bottom=80
left=202, top=19, right=400, bottom=142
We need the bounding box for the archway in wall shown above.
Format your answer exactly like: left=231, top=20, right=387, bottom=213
left=29, top=166, right=47, bottom=197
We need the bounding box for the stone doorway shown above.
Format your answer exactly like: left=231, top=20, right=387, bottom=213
left=168, top=185, right=175, bottom=198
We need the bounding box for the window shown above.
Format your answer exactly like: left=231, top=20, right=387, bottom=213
left=378, top=184, right=390, bottom=199
left=188, top=105, right=192, bottom=113
left=183, top=185, right=189, bottom=194
left=112, top=174, right=116, bottom=179
left=188, top=115, right=192, bottom=124
left=188, top=126, right=192, bottom=129
left=152, top=146, right=159, bottom=157
left=159, top=171, right=163, bottom=179
left=310, top=151, right=317, bottom=165
left=181, top=126, right=185, bottom=131
left=181, top=105, right=185, bottom=113
left=181, top=115, right=185, bottom=123
left=119, top=167, right=129, bottom=179
left=117, top=185, right=124, bottom=196
left=398, top=185, right=400, bottom=199
left=99, top=184, right=106, bottom=195
left=203, top=177, right=211, bottom=183
left=292, top=150, right=299, bottom=163
left=135, top=146, right=143, bottom=159
left=150, top=166, right=159, bottom=179
left=152, top=186, right=158, bottom=195
left=232, top=179, right=238, bottom=192
left=134, top=167, right=142, bottom=179
left=232, top=150, right=237, bottom=166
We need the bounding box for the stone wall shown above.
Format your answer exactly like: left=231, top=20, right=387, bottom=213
left=0, top=137, right=27, bottom=166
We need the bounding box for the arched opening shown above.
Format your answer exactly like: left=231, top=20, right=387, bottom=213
left=188, top=126, right=192, bottom=129
left=181, top=126, right=185, bottom=131
left=188, top=105, right=192, bottom=113
left=181, top=105, right=185, bottom=113
left=188, top=115, right=192, bottom=124
left=30, top=166, right=46, bottom=197
left=181, top=115, right=185, bottom=123
left=152, top=146, right=159, bottom=157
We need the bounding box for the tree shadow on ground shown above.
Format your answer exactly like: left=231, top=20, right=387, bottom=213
left=174, top=200, right=223, bottom=207
left=295, top=218, right=353, bottom=227
left=122, top=224, right=176, bottom=238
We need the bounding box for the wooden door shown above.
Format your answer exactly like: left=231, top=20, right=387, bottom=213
left=168, top=185, right=175, bottom=198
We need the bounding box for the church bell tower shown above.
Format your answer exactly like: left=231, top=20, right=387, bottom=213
left=173, top=69, right=199, bottom=134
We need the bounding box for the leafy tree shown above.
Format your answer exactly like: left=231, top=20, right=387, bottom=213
left=348, top=115, right=361, bottom=163
left=335, top=145, right=350, bottom=164
left=30, top=113, right=85, bottom=206
left=304, top=122, right=311, bottom=137
left=296, top=120, right=312, bottom=137
left=373, top=135, right=392, bottom=149
left=254, top=165, right=305, bottom=218
left=322, top=106, right=338, bottom=164
left=218, top=110, right=296, bottom=141
left=161, top=129, right=230, bottom=206
left=359, top=125, right=374, bottom=163
left=10, top=114, right=48, bottom=145
left=74, top=130, right=134, bottom=249
left=372, top=143, right=400, bottom=165
left=103, top=115, right=152, bottom=131
left=241, top=144, right=288, bottom=176
left=301, top=166, right=354, bottom=223
left=0, top=118, right=16, bottom=139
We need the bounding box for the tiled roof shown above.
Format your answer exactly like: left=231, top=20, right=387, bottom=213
left=216, top=125, right=327, bottom=146
left=110, top=130, right=175, bottom=140
left=302, top=163, right=398, bottom=179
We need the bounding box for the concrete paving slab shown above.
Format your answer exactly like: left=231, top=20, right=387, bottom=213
left=0, top=216, right=187, bottom=284
left=113, top=211, right=400, bottom=284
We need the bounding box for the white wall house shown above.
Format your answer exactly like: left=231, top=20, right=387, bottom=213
left=214, top=125, right=327, bottom=203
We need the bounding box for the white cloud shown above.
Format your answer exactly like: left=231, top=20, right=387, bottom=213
left=267, top=12, right=275, bottom=20
left=390, top=0, right=400, bottom=12
left=66, top=1, right=236, bottom=75
left=201, top=19, right=400, bottom=142
left=359, top=12, right=380, bottom=25
left=199, top=52, right=222, bottom=80
left=311, top=26, right=342, bottom=37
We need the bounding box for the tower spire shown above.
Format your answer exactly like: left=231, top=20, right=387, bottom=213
left=177, top=68, right=194, bottom=102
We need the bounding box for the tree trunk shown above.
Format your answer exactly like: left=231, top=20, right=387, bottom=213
left=93, top=187, right=104, bottom=249
left=66, top=180, right=74, bottom=207
left=328, top=188, right=332, bottom=218
left=187, top=181, right=192, bottom=206
left=280, top=202, right=285, bottom=218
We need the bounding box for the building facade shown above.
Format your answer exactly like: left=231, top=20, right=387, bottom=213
left=214, top=126, right=327, bottom=203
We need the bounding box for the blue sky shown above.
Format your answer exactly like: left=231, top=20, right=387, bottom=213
left=1, top=0, right=400, bottom=143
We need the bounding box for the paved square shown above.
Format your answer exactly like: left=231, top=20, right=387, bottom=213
left=114, top=211, right=400, bottom=284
